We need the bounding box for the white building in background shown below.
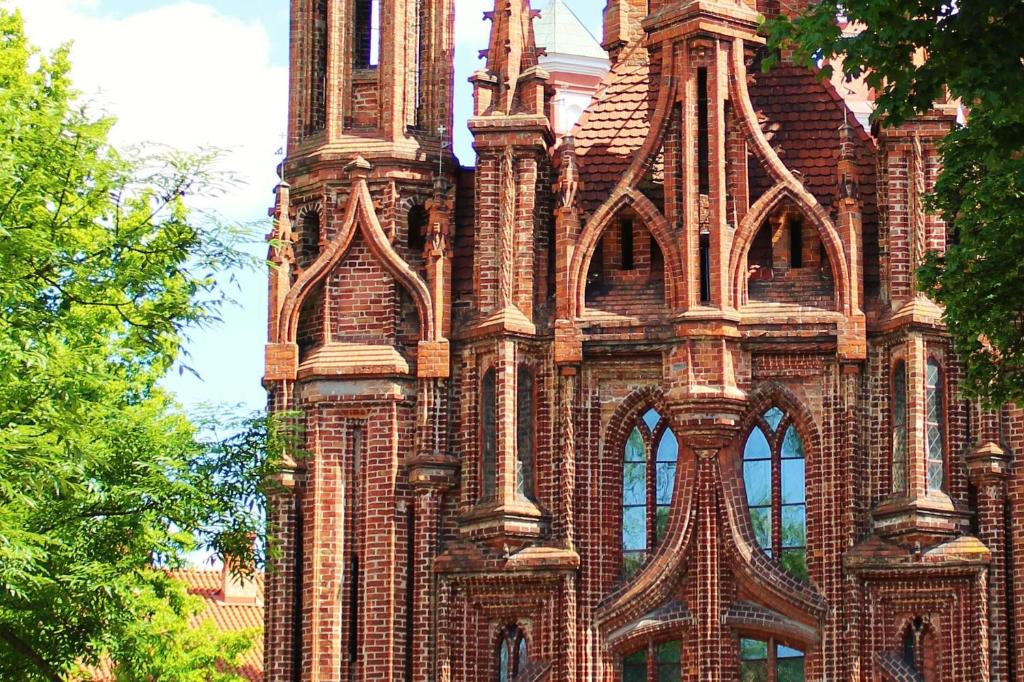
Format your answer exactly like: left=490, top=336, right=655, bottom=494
left=534, top=0, right=610, bottom=136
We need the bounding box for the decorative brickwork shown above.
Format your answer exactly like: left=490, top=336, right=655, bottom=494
left=265, top=1, right=1020, bottom=680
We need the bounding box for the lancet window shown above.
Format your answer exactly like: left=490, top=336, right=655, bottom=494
left=925, top=359, right=946, bottom=493
left=496, top=625, right=528, bottom=682
left=742, top=407, right=808, bottom=582
left=622, top=408, right=678, bottom=579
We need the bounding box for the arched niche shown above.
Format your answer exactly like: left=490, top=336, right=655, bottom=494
left=739, top=194, right=839, bottom=311
left=296, top=206, right=323, bottom=270
left=583, top=207, right=671, bottom=320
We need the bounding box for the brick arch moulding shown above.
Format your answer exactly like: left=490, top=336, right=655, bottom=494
left=276, top=166, right=437, bottom=348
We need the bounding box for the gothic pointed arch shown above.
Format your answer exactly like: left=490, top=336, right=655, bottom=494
left=729, top=183, right=850, bottom=312
left=727, top=39, right=853, bottom=316
left=595, top=388, right=699, bottom=635
left=719, top=383, right=825, bottom=625
left=569, top=188, right=683, bottom=317
left=568, top=57, right=680, bottom=319
left=277, top=170, right=436, bottom=345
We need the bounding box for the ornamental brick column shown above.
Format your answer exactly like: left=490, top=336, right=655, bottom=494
left=695, top=448, right=724, bottom=681
left=558, top=368, right=579, bottom=682
left=407, top=381, right=458, bottom=682
left=968, top=440, right=1012, bottom=682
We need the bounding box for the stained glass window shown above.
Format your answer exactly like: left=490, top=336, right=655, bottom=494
left=622, top=408, right=678, bottom=579
left=891, top=361, right=908, bottom=493
left=743, top=408, right=808, bottom=582
left=925, top=360, right=946, bottom=493
left=740, top=638, right=804, bottom=682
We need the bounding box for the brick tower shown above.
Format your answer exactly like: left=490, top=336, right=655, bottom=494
left=265, top=0, right=1024, bottom=680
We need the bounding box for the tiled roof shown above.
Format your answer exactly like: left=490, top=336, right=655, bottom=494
left=173, top=569, right=264, bottom=681
left=747, top=60, right=880, bottom=293
left=571, top=47, right=880, bottom=294
left=83, top=570, right=264, bottom=682
left=534, top=0, right=607, bottom=61
left=572, top=47, right=653, bottom=214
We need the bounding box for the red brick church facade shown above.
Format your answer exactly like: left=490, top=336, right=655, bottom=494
left=262, top=1, right=1024, bottom=680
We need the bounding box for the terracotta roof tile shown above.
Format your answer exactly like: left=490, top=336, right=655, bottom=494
left=85, top=570, right=264, bottom=682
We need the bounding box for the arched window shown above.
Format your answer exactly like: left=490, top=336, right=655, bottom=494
left=621, top=641, right=681, bottom=682
left=740, top=638, right=805, bottom=682
left=622, top=408, right=678, bottom=579
left=925, top=359, right=946, bottom=493
left=480, top=367, right=497, bottom=501
left=742, top=407, right=808, bottom=582
left=891, top=360, right=908, bottom=493
left=407, top=204, right=428, bottom=253
left=496, top=625, right=527, bottom=681
left=516, top=363, right=536, bottom=501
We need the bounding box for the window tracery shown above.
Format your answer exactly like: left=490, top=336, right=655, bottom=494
left=925, top=359, right=946, bottom=493
left=740, top=637, right=805, bottom=681
left=742, top=407, right=808, bottom=582
left=495, top=625, right=528, bottom=682
left=622, top=408, right=678, bottom=579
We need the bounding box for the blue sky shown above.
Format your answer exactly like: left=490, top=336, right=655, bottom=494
left=14, top=0, right=604, bottom=416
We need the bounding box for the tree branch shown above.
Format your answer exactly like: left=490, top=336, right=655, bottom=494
left=0, top=624, right=64, bottom=682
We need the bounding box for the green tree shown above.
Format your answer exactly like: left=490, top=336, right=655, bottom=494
left=0, top=8, right=288, bottom=679
left=764, top=0, right=1024, bottom=405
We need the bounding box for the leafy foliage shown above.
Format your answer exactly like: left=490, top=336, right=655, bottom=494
left=0, top=8, right=291, bottom=679
left=764, top=0, right=1024, bottom=404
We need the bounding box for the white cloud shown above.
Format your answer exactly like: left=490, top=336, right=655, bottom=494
left=13, top=0, right=287, bottom=412
left=15, top=0, right=287, bottom=222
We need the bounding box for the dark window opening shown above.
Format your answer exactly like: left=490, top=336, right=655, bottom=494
left=348, top=424, right=363, bottom=664
left=354, top=0, right=380, bottom=68
left=516, top=364, right=536, bottom=501
left=587, top=238, right=605, bottom=293
left=697, top=67, right=710, bottom=196
left=310, top=0, right=328, bottom=133
left=412, top=0, right=426, bottom=128
left=621, top=219, right=635, bottom=271
left=299, top=211, right=322, bottom=270
left=790, top=219, right=804, bottom=268
left=348, top=555, right=360, bottom=660
left=891, top=360, right=907, bottom=493
left=903, top=626, right=916, bottom=668
left=407, top=204, right=428, bottom=253
left=700, top=232, right=712, bottom=304
left=480, top=367, right=497, bottom=501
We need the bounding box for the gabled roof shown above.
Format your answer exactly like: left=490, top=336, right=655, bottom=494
left=534, top=0, right=607, bottom=61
